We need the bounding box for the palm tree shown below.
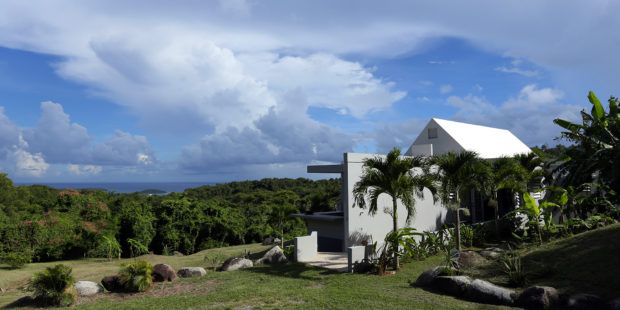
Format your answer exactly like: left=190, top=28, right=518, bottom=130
left=432, top=151, right=489, bottom=251
left=489, top=156, right=528, bottom=220
left=353, top=147, right=436, bottom=270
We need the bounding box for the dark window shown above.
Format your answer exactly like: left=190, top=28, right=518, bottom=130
left=428, top=127, right=438, bottom=139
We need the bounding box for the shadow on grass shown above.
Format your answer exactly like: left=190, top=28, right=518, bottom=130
left=243, top=262, right=340, bottom=281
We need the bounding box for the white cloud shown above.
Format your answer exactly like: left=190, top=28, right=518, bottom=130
left=67, top=164, right=102, bottom=176
left=440, top=84, right=453, bottom=94
left=495, top=66, right=539, bottom=77
left=10, top=135, right=49, bottom=177
left=447, top=84, right=579, bottom=146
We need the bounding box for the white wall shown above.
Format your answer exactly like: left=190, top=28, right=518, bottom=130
left=342, top=152, right=448, bottom=249
left=405, top=118, right=464, bottom=156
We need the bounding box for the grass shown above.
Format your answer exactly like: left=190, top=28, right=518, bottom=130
left=464, top=223, right=620, bottom=300
left=0, top=243, right=516, bottom=310
left=2, top=224, right=618, bottom=309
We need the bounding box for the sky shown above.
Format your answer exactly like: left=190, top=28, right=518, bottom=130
left=0, top=0, right=618, bottom=183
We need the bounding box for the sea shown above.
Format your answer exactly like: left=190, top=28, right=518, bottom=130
left=15, top=182, right=215, bottom=194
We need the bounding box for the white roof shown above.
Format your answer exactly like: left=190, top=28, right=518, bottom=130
left=409, top=118, right=531, bottom=159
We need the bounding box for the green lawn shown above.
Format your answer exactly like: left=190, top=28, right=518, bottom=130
left=0, top=243, right=515, bottom=309
left=2, top=224, right=618, bottom=309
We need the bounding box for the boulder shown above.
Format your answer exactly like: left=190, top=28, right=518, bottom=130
left=466, top=279, right=515, bottom=305
left=479, top=250, right=501, bottom=260
left=414, top=266, right=447, bottom=287
left=256, top=246, right=288, bottom=264
left=220, top=257, right=253, bottom=271
left=567, top=293, right=603, bottom=310
left=101, top=275, right=122, bottom=292
left=517, top=286, right=559, bottom=310
left=172, top=251, right=184, bottom=256
left=458, top=251, right=487, bottom=269
left=262, top=237, right=275, bottom=245
left=433, top=276, right=472, bottom=296
left=153, top=264, right=177, bottom=282
left=177, top=267, right=206, bottom=278
left=74, top=281, right=104, bottom=296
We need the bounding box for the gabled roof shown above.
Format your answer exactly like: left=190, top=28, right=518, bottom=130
left=406, top=118, right=531, bottom=159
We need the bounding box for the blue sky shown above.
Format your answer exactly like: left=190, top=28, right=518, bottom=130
left=0, top=1, right=618, bottom=183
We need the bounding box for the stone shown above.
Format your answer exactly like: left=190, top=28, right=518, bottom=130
left=273, top=238, right=282, bottom=245
left=517, top=286, right=559, bottom=310
left=458, top=251, right=487, bottom=269
left=262, top=237, right=275, bottom=245
left=101, top=275, right=122, bottom=292
left=567, top=293, right=602, bottom=310
left=0, top=287, right=4, bottom=294
left=414, top=266, right=447, bottom=287
left=466, top=279, right=515, bottom=305
left=433, top=276, right=472, bottom=296
left=220, top=257, right=253, bottom=271
left=177, top=267, right=206, bottom=278
left=256, top=246, right=288, bottom=264
left=74, top=281, right=104, bottom=296
left=479, top=250, right=501, bottom=260
left=172, top=251, right=184, bottom=256
left=153, top=264, right=177, bottom=282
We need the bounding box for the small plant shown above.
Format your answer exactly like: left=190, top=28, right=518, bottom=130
left=460, top=225, right=474, bottom=248
left=118, top=261, right=154, bottom=292
left=501, top=252, right=526, bottom=286
left=282, top=246, right=294, bottom=260
left=203, top=252, right=225, bottom=271
left=439, top=243, right=459, bottom=276
left=162, top=244, right=170, bottom=256
left=127, top=238, right=149, bottom=258
left=91, top=235, right=121, bottom=260
left=26, top=264, right=76, bottom=307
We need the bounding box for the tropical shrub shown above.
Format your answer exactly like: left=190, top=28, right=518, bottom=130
left=460, top=225, right=474, bottom=248
left=26, top=264, right=76, bottom=307
left=501, top=252, right=526, bottom=286
left=119, top=261, right=154, bottom=292
left=127, top=238, right=149, bottom=258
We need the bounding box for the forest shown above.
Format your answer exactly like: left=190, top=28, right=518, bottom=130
left=0, top=176, right=340, bottom=266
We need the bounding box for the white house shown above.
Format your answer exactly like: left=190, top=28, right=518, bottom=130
left=293, top=118, right=533, bottom=266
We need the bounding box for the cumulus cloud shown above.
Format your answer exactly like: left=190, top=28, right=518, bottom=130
left=371, top=118, right=428, bottom=154
left=448, top=84, right=579, bottom=146
left=67, top=164, right=102, bottom=176
left=440, top=84, right=453, bottom=94
left=10, top=135, right=49, bottom=177
left=0, top=107, right=20, bottom=159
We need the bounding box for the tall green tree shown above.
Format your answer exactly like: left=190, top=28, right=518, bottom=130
left=432, top=151, right=489, bottom=251
left=489, top=156, right=528, bottom=220
left=554, top=91, right=620, bottom=194
left=353, top=147, right=436, bottom=270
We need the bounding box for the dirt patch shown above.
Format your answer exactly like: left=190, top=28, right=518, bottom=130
left=307, top=283, right=324, bottom=289
left=77, top=280, right=220, bottom=306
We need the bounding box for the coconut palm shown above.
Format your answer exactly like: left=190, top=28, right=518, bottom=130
left=353, top=147, right=437, bottom=270
left=432, top=151, right=489, bottom=251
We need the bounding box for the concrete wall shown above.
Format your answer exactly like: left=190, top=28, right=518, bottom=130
left=405, top=118, right=463, bottom=156
left=306, top=217, right=344, bottom=251
left=294, top=231, right=317, bottom=261
left=342, top=152, right=448, bottom=249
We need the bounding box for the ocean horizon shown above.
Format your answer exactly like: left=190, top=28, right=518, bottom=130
left=15, top=182, right=216, bottom=194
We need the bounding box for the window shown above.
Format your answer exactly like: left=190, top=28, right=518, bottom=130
left=428, top=127, right=438, bottom=139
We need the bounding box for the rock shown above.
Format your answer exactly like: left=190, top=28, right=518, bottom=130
left=458, top=251, right=487, bottom=269
left=74, top=281, right=104, bottom=296
left=220, top=257, right=253, bottom=271
left=567, top=293, right=603, bottom=310
left=101, top=275, right=122, bottom=292
left=273, top=238, right=282, bottom=245
left=172, top=251, right=184, bottom=256
left=484, top=247, right=504, bottom=252
left=433, top=276, right=472, bottom=296
left=256, top=246, right=288, bottom=264
left=177, top=267, right=206, bottom=278
left=153, top=264, right=177, bottom=282
left=262, top=237, right=275, bottom=245
left=609, top=298, right=620, bottom=310
left=517, top=286, right=559, bottom=310
left=0, top=287, right=4, bottom=294
left=414, top=266, right=447, bottom=286
left=479, top=250, right=501, bottom=260
left=467, top=279, right=515, bottom=305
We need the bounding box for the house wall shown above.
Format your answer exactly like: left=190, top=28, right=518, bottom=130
left=342, top=152, right=448, bottom=249
left=305, top=218, right=344, bottom=252
left=405, top=118, right=463, bottom=156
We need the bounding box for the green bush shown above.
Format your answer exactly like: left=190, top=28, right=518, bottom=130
left=460, top=225, right=473, bottom=248
left=119, top=261, right=154, bottom=292
left=1, top=250, right=31, bottom=268
left=25, top=264, right=76, bottom=307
